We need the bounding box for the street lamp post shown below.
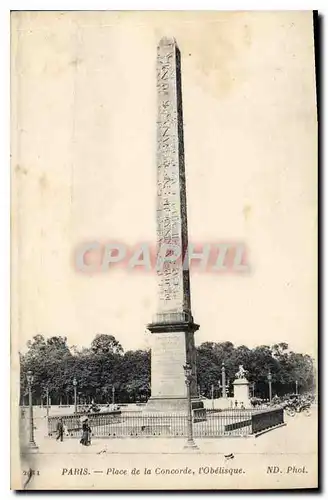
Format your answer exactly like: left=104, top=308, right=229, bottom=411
left=26, top=371, right=38, bottom=451
left=73, top=377, right=77, bottom=414
left=295, top=380, right=298, bottom=395
left=183, top=363, right=198, bottom=450
left=226, top=378, right=230, bottom=398
left=46, top=387, right=49, bottom=418
left=112, top=386, right=115, bottom=405
left=222, top=362, right=226, bottom=398
left=267, top=369, right=272, bottom=402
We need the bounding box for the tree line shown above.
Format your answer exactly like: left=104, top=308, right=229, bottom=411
left=19, top=334, right=315, bottom=405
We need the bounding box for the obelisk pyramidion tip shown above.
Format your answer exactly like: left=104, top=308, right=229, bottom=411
left=158, top=36, right=177, bottom=47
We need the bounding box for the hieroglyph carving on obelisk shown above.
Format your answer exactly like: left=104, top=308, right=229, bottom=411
left=156, top=36, right=191, bottom=319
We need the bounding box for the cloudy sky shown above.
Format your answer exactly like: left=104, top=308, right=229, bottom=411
left=12, top=11, right=317, bottom=357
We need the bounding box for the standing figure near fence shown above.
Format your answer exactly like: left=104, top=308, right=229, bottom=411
left=56, top=417, right=64, bottom=442
left=80, top=418, right=91, bottom=446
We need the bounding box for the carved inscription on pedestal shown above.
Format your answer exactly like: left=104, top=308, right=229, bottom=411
left=151, top=333, right=187, bottom=397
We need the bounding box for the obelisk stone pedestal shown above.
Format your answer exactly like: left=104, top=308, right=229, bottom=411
left=147, top=322, right=202, bottom=412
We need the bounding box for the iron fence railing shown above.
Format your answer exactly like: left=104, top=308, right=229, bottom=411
left=47, top=411, right=121, bottom=436
left=47, top=409, right=261, bottom=438
left=47, top=408, right=284, bottom=439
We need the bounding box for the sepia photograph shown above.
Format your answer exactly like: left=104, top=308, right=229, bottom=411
left=10, top=10, right=318, bottom=490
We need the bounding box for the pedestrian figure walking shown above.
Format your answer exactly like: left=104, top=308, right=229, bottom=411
left=80, top=417, right=91, bottom=446
left=63, top=423, right=69, bottom=436
left=56, top=417, right=64, bottom=442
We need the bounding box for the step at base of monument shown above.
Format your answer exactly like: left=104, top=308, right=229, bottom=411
left=145, top=397, right=204, bottom=413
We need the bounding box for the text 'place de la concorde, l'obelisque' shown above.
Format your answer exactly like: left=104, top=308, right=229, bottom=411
left=146, top=37, right=203, bottom=412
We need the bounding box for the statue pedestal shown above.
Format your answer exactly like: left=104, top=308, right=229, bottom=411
left=233, top=378, right=250, bottom=408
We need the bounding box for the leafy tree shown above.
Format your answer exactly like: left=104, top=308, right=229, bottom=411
left=19, top=334, right=315, bottom=404
left=91, top=334, right=124, bottom=355
left=120, top=350, right=151, bottom=401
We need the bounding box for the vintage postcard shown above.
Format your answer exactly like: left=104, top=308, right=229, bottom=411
left=11, top=10, right=318, bottom=490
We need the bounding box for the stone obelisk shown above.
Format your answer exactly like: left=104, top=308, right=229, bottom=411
left=147, top=37, right=201, bottom=412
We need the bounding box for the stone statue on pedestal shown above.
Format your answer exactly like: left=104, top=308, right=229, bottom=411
left=235, top=365, right=248, bottom=380
left=233, top=365, right=251, bottom=408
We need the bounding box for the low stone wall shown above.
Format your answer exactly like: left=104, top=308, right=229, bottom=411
left=225, top=418, right=252, bottom=432
left=251, top=408, right=284, bottom=434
